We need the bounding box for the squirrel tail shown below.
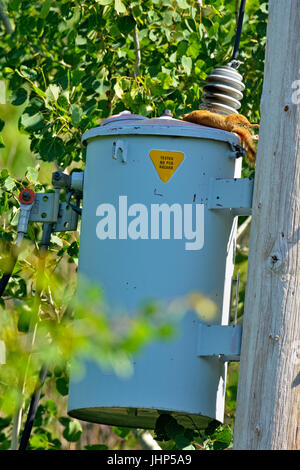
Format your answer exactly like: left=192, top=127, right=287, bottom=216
left=232, top=127, right=257, bottom=167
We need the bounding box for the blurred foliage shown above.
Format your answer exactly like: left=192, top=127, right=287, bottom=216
left=0, top=0, right=267, bottom=451
left=154, top=414, right=233, bottom=450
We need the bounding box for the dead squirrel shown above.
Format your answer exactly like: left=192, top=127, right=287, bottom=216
left=182, top=110, right=259, bottom=167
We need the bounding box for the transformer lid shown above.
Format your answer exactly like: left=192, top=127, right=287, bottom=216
left=101, top=110, right=148, bottom=126
left=82, top=110, right=241, bottom=148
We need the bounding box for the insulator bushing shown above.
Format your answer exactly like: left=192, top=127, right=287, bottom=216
left=200, top=65, right=245, bottom=115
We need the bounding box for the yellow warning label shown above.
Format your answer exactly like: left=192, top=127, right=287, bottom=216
left=149, top=150, right=184, bottom=183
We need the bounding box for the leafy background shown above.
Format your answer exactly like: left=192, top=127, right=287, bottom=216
left=0, top=0, right=267, bottom=450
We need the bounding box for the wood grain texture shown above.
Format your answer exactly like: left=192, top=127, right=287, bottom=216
left=233, top=0, right=300, bottom=450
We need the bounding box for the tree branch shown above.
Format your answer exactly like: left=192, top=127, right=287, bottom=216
left=133, top=430, right=162, bottom=450
left=236, top=215, right=251, bottom=243
left=0, top=1, right=13, bottom=35
left=195, top=0, right=202, bottom=23
left=133, top=24, right=141, bottom=78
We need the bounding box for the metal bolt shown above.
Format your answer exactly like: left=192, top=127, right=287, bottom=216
left=160, top=109, right=173, bottom=118
left=22, top=191, right=32, bottom=201
left=269, top=333, right=280, bottom=341
left=52, top=171, right=61, bottom=181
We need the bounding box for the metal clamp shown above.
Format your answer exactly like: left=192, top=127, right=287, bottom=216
left=208, top=177, right=254, bottom=216
left=112, top=139, right=127, bottom=163
left=18, top=170, right=83, bottom=237
left=29, top=191, right=60, bottom=223
left=52, top=202, right=79, bottom=232
left=52, top=170, right=84, bottom=193
left=197, top=323, right=242, bottom=362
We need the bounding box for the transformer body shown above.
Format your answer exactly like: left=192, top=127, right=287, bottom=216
left=68, top=113, right=242, bottom=429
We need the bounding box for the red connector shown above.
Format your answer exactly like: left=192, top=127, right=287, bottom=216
left=19, top=189, right=35, bottom=205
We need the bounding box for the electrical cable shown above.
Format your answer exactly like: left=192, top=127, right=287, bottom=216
left=231, top=0, right=247, bottom=63
left=18, top=366, right=48, bottom=451
left=66, top=190, right=82, bottom=215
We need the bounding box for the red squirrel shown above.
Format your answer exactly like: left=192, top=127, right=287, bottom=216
left=182, top=110, right=259, bottom=167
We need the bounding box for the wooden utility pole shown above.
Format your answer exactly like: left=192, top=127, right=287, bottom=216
left=234, top=0, right=300, bottom=450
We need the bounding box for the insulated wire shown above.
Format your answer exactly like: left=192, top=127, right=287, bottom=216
left=232, top=0, right=247, bottom=62
left=18, top=366, right=48, bottom=451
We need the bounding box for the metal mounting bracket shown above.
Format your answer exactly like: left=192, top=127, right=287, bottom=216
left=26, top=171, right=83, bottom=232
left=228, top=142, right=246, bottom=159
left=112, top=139, right=127, bottom=162
left=29, top=192, right=60, bottom=223
left=197, top=323, right=242, bottom=362
left=53, top=202, right=79, bottom=232
left=208, top=177, right=254, bottom=216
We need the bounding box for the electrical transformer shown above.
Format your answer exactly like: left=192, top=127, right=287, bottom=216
left=67, top=111, right=253, bottom=429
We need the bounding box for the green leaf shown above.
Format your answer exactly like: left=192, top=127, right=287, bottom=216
left=8, top=0, right=21, bottom=10
left=20, top=65, right=38, bottom=81
left=63, top=420, right=82, bottom=442
left=39, top=136, right=64, bottom=161
left=181, top=55, right=192, bottom=75
left=4, top=176, right=15, bottom=191
left=45, top=84, right=60, bottom=102
left=112, top=426, right=131, bottom=439
left=67, top=240, right=79, bottom=257
left=114, top=0, right=126, bottom=13
left=21, top=109, right=44, bottom=130
left=211, top=425, right=233, bottom=449
left=45, top=400, right=57, bottom=417
left=54, top=365, right=63, bottom=377
left=183, top=444, right=195, bottom=450
left=114, top=81, right=124, bottom=99
left=30, top=433, right=49, bottom=450
left=0, top=118, right=4, bottom=132
left=116, top=16, right=136, bottom=34
left=174, top=432, right=191, bottom=449
left=0, top=440, right=10, bottom=450
left=0, top=135, right=4, bottom=149
left=40, top=0, right=51, bottom=19
left=96, top=0, right=113, bottom=4
left=10, top=209, right=19, bottom=226
left=59, top=417, right=70, bottom=427
left=176, top=0, right=189, bottom=9
left=154, top=414, right=178, bottom=441
left=0, top=417, right=10, bottom=431
left=17, top=308, right=32, bottom=333
left=10, top=87, right=28, bottom=106
left=25, top=166, right=39, bottom=184
left=55, top=377, right=69, bottom=396
left=70, top=104, right=82, bottom=127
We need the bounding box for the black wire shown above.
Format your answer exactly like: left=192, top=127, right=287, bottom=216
left=232, top=0, right=247, bottom=61
left=0, top=271, right=14, bottom=297
left=18, top=366, right=48, bottom=451
left=66, top=190, right=82, bottom=215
